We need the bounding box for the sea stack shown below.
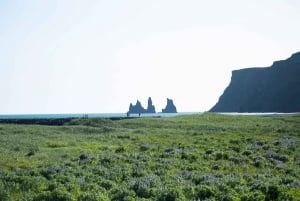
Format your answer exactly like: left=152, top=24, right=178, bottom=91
left=128, top=97, right=156, bottom=114
left=146, top=97, right=156, bottom=113
left=128, top=100, right=146, bottom=114
left=162, top=98, right=177, bottom=113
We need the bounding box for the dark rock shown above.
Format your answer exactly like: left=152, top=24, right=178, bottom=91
left=146, top=97, right=156, bottom=113
left=128, top=100, right=147, bottom=114
left=162, top=98, right=177, bottom=113
left=210, top=52, right=300, bottom=112
left=128, top=97, right=156, bottom=114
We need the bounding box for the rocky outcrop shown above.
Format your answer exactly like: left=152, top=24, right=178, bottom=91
left=146, top=97, right=156, bottom=113
left=128, top=97, right=156, bottom=114
left=128, top=100, right=146, bottom=114
left=210, top=52, right=300, bottom=112
left=162, top=98, right=177, bottom=113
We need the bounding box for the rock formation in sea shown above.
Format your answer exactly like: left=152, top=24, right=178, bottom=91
left=162, top=98, right=177, bottom=113
left=128, top=100, right=146, bottom=114
left=210, top=52, right=300, bottom=112
left=128, top=97, right=156, bottom=114
left=146, top=97, right=156, bottom=113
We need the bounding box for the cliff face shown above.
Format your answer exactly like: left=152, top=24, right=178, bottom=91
left=210, top=52, right=300, bottom=112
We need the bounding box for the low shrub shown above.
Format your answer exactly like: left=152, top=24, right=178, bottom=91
left=164, top=147, right=176, bottom=153
left=157, top=187, right=184, bottom=201
left=78, top=191, right=110, bottom=201
left=241, top=191, right=265, bottom=201
left=265, top=184, right=280, bottom=201
left=194, top=185, right=216, bottom=200
left=181, top=152, right=197, bottom=162
left=0, top=182, right=9, bottom=201
left=115, top=146, right=126, bottom=153
left=253, top=157, right=265, bottom=168
left=99, top=180, right=115, bottom=190
left=215, top=151, right=229, bottom=160
left=33, top=187, right=75, bottom=201
left=111, top=187, right=136, bottom=201
left=229, top=156, right=243, bottom=164
left=205, top=149, right=213, bottom=155
left=242, top=150, right=252, bottom=156
left=263, top=151, right=289, bottom=163
left=230, top=145, right=241, bottom=153
left=140, top=144, right=151, bottom=151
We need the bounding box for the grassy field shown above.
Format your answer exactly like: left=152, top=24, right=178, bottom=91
left=0, top=113, right=299, bottom=201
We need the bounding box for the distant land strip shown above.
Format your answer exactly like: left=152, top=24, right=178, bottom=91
left=0, top=116, right=145, bottom=125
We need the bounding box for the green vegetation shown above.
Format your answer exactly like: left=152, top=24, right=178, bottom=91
left=0, top=113, right=299, bottom=200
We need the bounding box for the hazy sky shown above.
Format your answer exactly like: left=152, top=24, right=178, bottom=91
left=1, top=0, right=299, bottom=114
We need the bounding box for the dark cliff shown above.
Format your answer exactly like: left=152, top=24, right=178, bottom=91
left=210, top=52, right=300, bottom=112
left=162, top=98, right=177, bottom=113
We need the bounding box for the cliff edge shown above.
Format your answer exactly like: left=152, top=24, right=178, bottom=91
left=210, top=52, right=300, bottom=112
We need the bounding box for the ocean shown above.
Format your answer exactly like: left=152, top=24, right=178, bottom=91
left=0, top=112, right=297, bottom=119
left=0, top=112, right=201, bottom=119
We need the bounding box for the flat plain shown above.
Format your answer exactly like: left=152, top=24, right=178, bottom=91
left=0, top=113, right=299, bottom=200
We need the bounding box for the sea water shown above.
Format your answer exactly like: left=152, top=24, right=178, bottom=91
left=1, top=112, right=296, bottom=119
left=0, top=112, right=201, bottom=119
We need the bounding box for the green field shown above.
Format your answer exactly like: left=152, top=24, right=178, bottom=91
left=0, top=113, right=299, bottom=201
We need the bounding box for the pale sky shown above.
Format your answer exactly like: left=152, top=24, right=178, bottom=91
left=1, top=0, right=299, bottom=114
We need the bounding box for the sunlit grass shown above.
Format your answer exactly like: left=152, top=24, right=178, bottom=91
left=0, top=113, right=299, bottom=200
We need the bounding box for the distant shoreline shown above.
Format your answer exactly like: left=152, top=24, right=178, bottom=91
left=0, top=112, right=298, bottom=126
left=0, top=112, right=198, bottom=120
left=0, top=112, right=188, bottom=125
left=0, top=116, right=143, bottom=126
left=0, top=118, right=74, bottom=125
